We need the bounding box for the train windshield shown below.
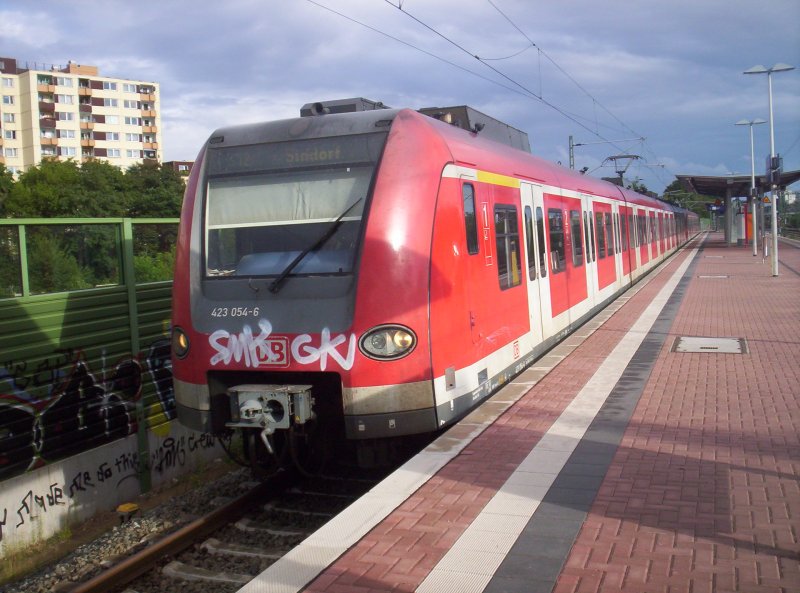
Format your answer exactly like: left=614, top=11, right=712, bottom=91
left=203, top=132, right=386, bottom=279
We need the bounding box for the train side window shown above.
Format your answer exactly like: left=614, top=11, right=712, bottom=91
left=606, top=213, right=615, bottom=256
left=547, top=208, right=566, bottom=274
left=614, top=213, right=621, bottom=253
left=620, top=213, right=629, bottom=251
left=583, top=211, right=591, bottom=263
left=524, top=206, right=537, bottom=280
left=495, top=205, right=521, bottom=290
left=536, top=206, right=547, bottom=278
left=462, top=183, right=479, bottom=255
left=588, top=213, right=596, bottom=261
left=570, top=210, right=583, bottom=267
left=628, top=214, right=635, bottom=248
left=595, top=212, right=606, bottom=258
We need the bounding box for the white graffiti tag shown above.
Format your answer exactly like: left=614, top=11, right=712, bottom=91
left=209, top=319, right=276, bottom=367
left=292, top=328, right=357, bottom=371
left=209, top=321, right=356, bottom=371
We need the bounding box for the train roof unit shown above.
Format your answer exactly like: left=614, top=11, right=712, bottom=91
left=418, top=105, right=531, bottom=153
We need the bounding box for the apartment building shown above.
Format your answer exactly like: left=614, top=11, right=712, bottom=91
left=0, top=56, right=161, bottom=174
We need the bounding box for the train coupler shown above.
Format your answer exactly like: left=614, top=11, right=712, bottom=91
left=225, top=384, right=315, bottom=451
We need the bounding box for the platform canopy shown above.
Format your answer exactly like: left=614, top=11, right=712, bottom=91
left=676, top=170, right=800, bottom=198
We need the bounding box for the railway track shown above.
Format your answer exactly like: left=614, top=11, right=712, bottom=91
left=69, top=468, right=386, bottom=593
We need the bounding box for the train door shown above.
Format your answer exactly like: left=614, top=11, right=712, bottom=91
left=638, top=209, right=649, bottom=266
left=650, top=212, right=659, bottom=258
left=583, top=199, right=598, bottom=303
left=620, top=205, right=633, bottom=276
left=464, top=179, right=492, bottom=344
left=612, top=206, right=623, bottom=283
left=593, top=200, right=616, bottom=291
left=521, top=183, right=549, bottom=343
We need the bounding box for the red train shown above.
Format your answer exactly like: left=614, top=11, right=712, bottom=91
left=171, top=100, right=698, bottom=471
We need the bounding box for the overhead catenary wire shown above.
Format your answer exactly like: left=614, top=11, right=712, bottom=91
left=309, top=0, right=675, bottom=189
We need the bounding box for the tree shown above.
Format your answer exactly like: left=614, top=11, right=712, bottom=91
left=124, top=161, right=185, bottom=217
left=0, top=164, right=14, bottom=216
left=626, top=178, right=650, bottom=195
left=3, top=159, right=84, bottom=217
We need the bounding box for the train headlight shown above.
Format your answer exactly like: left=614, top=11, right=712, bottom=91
left=172, top=327, right=190, bottom=359
left=359, top=325, right=416, bottom=360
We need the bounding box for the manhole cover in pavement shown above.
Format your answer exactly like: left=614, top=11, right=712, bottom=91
left=671, top=336, right=748, bottom=354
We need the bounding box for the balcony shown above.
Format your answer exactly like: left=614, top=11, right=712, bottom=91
left=39, top=101, right=56, bottom=113
left=81, top=139, right=95, bottom=147
left=78, top=87, right=92, bottom=96
left=37, top=83, right=56, bottom=93
left=143, top=142, right=159, bottom=150
left=80, top=121, right=95, bottom=130
left=140, top=109, right=157, bottom=118
left=79, top=104, right=92, bottom=114
left=40, top=137, right=58, bottom=146
left=142, top=125, right=158, bottom=134
left=40, top=118, right=57, bottom=129
left=139, top=92, right=156, bottom=102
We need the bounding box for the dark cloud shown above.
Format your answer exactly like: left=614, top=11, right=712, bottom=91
left=1, top=0, right=798, bottom=191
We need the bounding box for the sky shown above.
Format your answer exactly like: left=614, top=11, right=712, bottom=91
left=1, top=0, right=799, bottom=195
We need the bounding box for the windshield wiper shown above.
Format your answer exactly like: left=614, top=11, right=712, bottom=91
left=268, top=197, right=364, bottom=294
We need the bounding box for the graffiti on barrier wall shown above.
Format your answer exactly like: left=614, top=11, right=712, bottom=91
left=0, top=338, right=176, bottom=481
left=0, top=432, right=219, bottom=543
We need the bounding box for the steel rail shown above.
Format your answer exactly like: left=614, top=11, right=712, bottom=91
left=70, top=470, right=295, bottom=593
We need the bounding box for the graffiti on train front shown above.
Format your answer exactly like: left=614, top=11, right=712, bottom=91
left=0, top=339, right=175, bottom=481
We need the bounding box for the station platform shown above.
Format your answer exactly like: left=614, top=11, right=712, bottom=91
left=241, top=232, right=800, bottom=593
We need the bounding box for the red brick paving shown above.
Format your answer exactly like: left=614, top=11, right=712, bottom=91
left=307, top=233, right=800, bottom=593
left=554, top=235, right=800, bottom=593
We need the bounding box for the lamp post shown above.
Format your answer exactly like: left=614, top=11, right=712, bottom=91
left=744, top=63, right=795, bottom=276
left=735, top=118, right=766, bottom=256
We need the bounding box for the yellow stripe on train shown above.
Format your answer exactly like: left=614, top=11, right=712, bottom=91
left=476, top=170, right=521, bottom=188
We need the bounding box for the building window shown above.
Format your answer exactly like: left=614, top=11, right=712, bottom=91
left=126, top=149, right=142, bottom=158
left=2, top=95, right=14, bottom=105
left=61, top=147, right=77, bottom=157
left=462, top=183, right=479, bottom=255
left=126, top=133, right=142, bottom=142
left=103, top=98, right=118, bottom=107
left=124, top=116, right=141, bottom=125
left=103, top=81, right=117, bottom=91
left=105, top=115, right=119, bottom=125
left=123, top=83, right=137, bottom=93
left=2, top=77, right=13, bottom=88
left=55, top=111, right=75, bottom=121
left=495, top=205, right=521, bottom=290
left=123, top=100, right=139, bottom=109
left=4, top=148, right=17, bottom=157
left=106, top=132, right=120, bottom=141
left=58, top=129, right=76, bottom=139
left=55, top=77, right=73, bottom=87
left=2, top=113, right=14, bottom=123
left=547, top=208, right=566, bottom=274
left=107, top=148, right=121, bottom=157
left=55, top=94, right=74, bottom=104
left=4, top=130, right=15, bottom=140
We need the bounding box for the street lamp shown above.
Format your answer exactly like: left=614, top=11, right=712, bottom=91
left=735, top=118, right=766, bottom=256
left=743, top=63, right=795, bottom=276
